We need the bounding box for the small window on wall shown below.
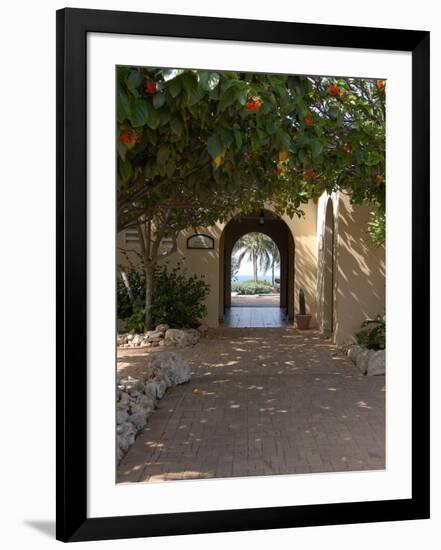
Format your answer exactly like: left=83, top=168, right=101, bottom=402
left=125, top=229, right=139, bottom=245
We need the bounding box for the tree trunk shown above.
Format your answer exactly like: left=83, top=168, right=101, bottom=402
left=253, top=252, right=258, bottom=283
left=144, top=263, right=154, bottom=331
left=118, top=265, right=134, bottom=303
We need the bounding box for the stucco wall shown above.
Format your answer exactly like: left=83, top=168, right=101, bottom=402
left=117, top=194, right=387, bottom=338
left=117, top=202, right=320, bottom=328
left=282, top=202, right=318, bottom=327
left=320, top=192, right=385, bottom=346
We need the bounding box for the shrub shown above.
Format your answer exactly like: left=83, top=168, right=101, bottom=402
left=355, top=315, right=385, bottom=350
left=232, top=280, right=273, bottom=295
left=117, top=270, right=145, bottom=319
left=117, top=264, right=210, bottom=330
left=151, top=264, right=210, bottom=328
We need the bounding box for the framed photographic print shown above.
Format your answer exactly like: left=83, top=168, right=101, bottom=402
left=56, top=8, right=430, bottom=542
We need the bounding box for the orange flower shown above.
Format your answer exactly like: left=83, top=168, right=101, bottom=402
left=244, top=98, right=262, bottom=112
left=306, top=169, right=316, bottom=179
left=119, top=130, right=137, bottom=146
left=145, top=80, right=157, bottom=94
left=375, top=79, right=385, bottom=90
left=329, top=82, right=339, bottom=96
left=304, top=112, right=313, bottom=128
left=375, top=174, right=383, bottom=184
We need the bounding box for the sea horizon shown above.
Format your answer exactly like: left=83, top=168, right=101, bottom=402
left=234, top=274, right=280, bottom=283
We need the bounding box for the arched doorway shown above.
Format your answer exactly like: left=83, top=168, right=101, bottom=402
left=322, top=199, right=335, bottom=335
left=231, top=232, right=281, bottom=307
left=219, top=210, right=295, bottom=326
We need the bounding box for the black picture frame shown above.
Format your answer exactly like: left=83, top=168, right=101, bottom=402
left=56, top=8, right=430, bottom=543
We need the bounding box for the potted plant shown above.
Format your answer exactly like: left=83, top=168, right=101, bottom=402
left=295, top=289, right=312, bottom=330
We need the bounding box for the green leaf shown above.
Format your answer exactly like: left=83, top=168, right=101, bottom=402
left=159, top=108, right=171, bottom=127
left=117, top=87, right=130, bottom=121
left=168, top=78, right=182, bottom=98
left=199, top=71, right=220, bottom=91
left=170, top=116, right=184, bottom=136
left=311, top=139, right=323, bottom=158
left=166, top=159, right=175, bottom=178
left=234, top=129, right=243, bottom=149
left=119, top=158, right=133, bottom=183
left=126, top=70, right=142, bottom=96
left=278, top=130, right=291, bottom=151
left=157, top=144, right=170, bottom=165
left=129, top=98, right=149, bottom=127
left=207, top=135, right=223, bottom=158
left=153, top=93, right=166, bottom=109
left=117, top=140, right=126, bottom=160
left=145, top=103, right=160, bottom=129
left=221, top=129, right=234, bottom=148
left=181, top=72, right=198, bottom=95
left=365, top=151, right=382, bottom=166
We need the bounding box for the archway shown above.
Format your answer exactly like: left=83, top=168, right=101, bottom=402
left=219, top=210, right=295, bottom=326
left=322, top=199, right=335, bottom=334
left=231, top=232, right=281, bottom=307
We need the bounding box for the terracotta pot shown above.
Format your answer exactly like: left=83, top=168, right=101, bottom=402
left=295, top=314, right=312, bottom=330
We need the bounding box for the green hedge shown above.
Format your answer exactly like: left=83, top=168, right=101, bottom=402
left=232, top=280, right=275, bottom=295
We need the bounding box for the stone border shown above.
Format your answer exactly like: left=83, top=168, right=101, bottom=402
left=347, top=344, right=385, bottom=376
left=117, top=324, right=208, bottom=349
left=116, top=351, right=191, bottom=463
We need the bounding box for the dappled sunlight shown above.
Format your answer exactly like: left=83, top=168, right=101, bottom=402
left=117, top=326, right=385, bottom=484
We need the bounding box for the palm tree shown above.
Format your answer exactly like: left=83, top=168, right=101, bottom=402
left=262, top=239, right=281, bottom=286
left=233, top=233, right=279, bottom=284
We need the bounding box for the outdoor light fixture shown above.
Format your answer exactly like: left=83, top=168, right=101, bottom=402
left=259, top=210, right=265, bottom=225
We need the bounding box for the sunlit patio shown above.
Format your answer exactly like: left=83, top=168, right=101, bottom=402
left=117, top=328, right=385, bottom=483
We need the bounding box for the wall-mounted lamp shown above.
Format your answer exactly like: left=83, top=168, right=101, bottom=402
left=258, top=210, right=265, bottom=225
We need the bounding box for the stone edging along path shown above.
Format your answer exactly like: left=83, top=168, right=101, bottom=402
left=116, top=323, right=208, bottom=462
left=116, top=350, right=192, bottom=463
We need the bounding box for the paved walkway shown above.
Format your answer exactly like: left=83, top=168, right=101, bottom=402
left=230, top=294, right=280, bottom=307
left=223, top=306, right=288, bottom=327
left=117, top=328, right=385, bottom=483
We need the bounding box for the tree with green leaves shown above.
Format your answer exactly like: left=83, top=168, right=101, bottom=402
left=117, top=66, right=385, bottom=328
left=233, top=233, right=273, bottom=283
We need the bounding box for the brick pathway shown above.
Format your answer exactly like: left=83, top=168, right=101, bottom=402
left=230, top=294, right=280, bottom=307
left=117, top=328, right=385, bottom=483
left=223, top=306, right=288, bottom=327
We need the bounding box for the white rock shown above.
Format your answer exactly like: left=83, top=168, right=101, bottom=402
left=128, top=408, right=148, bottom=431
left=118, top=376, right=144, bottom=394
left=116, top=422, right=136, bottom=452
left=348, top=345, right=375, bottom=375
left=367, top=350, right=385, bottom=376
left=144, top=381, right=161, bottom=400
left=155, top=324, right=169, bottom=333
left=135, top=393, right=155, bottom=411
left=126, top=333, right=134, bottom=342
left=119, top=391, right=130, bottom=404
left=116, top=408, right=129, bottom=424
left=184, top=329, right=200, bottom=345
left=147, top=330, right=163, bottom=342
left=197, top=323, right=208, bottom=333
left=164, top=328, right=187, bottom=347
left=131, top=334, right=142, bottom=346
left=145, top=351, right=191, bottom=385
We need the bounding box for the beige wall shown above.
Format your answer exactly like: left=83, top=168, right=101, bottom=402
left=281, top=202, right=318, bottom=327
left=316, top=192, right=385, bottom=346
left=117, top=194, right=384, bottom=340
